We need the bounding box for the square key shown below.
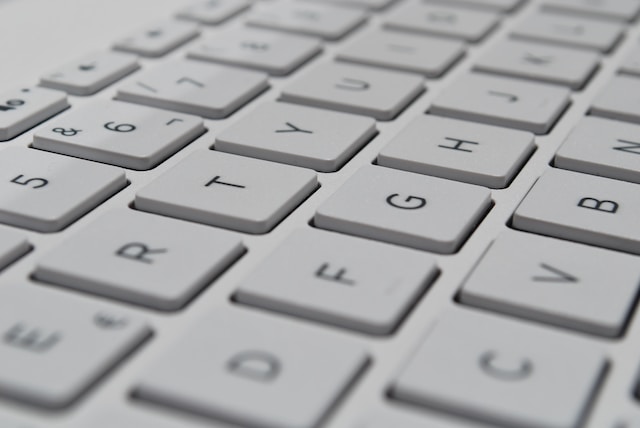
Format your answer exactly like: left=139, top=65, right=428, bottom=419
left=555, top=116, right=640, bottom=184
left=35, top=209, right=244, bottom=311
left=116, top=60, right=268, bottom=119
left=378, top=115, right=535, bottom=188
left=0, top=286, right=150, bottom=408
left=430, top=73, right=570, bottom=134
left=315, top=165, right=491, bottom=253
left=281, top=62, right=424, bottom=120
left=215, top=102, right=376, bottom=172
left=33, top=100, right=205, bottom=170
left=513, top=168, right=640, bottom=255
left=188, top=27, right=322, bottom=76
left=460, top=230, right=640, bottom=337
left=135, top=308, right=368, bottom=428
left=136, top=150, right=317, bottom=234
left=336, top=29, right=465, bottom=78
left=236, top=228, right=438, bottom=335
left=392, top=309, right=606, bottom=428
left=0, top=148, right=126, bottom=232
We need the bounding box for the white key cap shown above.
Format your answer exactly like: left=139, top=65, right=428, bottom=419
left=114, top=20, right=200, bottom=57
left=215, top=102, right=376, bottom=172
left=116, top=60, right=268, bottom=119
left=302, top=0, right=398, bottom=10
left=541, top=0, right=640, bottom=22
left=474, top=39, right=599, bottom=90
left=281, top=62, right=424, bottom=120
left=0, top=227, right=30, bottom=271
left=460, top=231, right=640, bottom=337
left=384, top=2, right=500, bottom=43
left=86, top=403, right=238, bottom=428
left=511, top=13, right=624, bottom=53
left=35, top=209, right=244, bottom=311
left=87, top=408, right=234, bottom=428
left=0, top=148, right=126, bottom=232
left=392, top=309, right=606, bottom=428
left=620, top=44, right=640, bottom=76
left=136, top=150, right=317, bottom=233
left=555, top=116, right=640, bottom=184
left=378, top=116, right=535, bottom=188
left=0, top=416, right=35, bottom=428
left=0, top=86, right=68, bottom=141
left=362, top=409, right=495, bottom=428
left=315, top=165, right=491, bottom=253
left=0, top=286, right=150, bottom=408
left=188, top=27, right=322, bottom=76
left=430, top=73, right=571, bottom=134
left=247, top=0, right=368, bottom=40
left=236, top=228, right=438, bottom=335
left=337, top=29, right=465, bottom=78
left=591, top=75, right=640, bottom=124
left=39, top=51, right=139, bottom=96
left=513, top=168, right=640, bottom=255
left=423, top=0, right=525, bottom=12
left=134, top=308, right=368, bottom=428
left=176, top=0, right=251, bottom=25
left=33, top=100, right=204, bottom=170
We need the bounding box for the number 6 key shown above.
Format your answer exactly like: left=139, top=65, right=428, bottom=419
left=33, top=100, right=205, bottom=170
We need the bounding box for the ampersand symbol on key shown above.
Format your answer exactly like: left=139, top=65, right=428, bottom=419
left=53, top=127, right=82, bottom=137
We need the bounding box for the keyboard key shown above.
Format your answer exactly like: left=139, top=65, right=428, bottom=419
left=391, top=309, right=606, bottom=428
left=378, top=115, right=535, bottom=188
left=337, top=29, right=465, bottom=78
left=384, top=2, right=500, bottom=43
left=134, top=308, right=368, bottom=428
left=176, top=0, right=251, bottom=25
left=422, top=0, right=525, bottom=12
left=136, top=150, right=317, bottom=233
left=116, top=60, right=268, bottom=119
left=361, top=409, right=493, bottom=428
left=430, top=73, right=570, bottom=134
left=0, top=286, right=150, bottom=408
left=511, top=13, right=624, bottom=53
left=215, top=102, right=376, bottom=172
left=247, top=0, right=367, bottom=40
left=555, top=116, right=640, bottom=184
left=33, top=100, right=204, bottom=170
left=88, top=408, right=234, bottom=428
left=0, top=227, right=30, bottom=271
left=236, top=228, right=438, bottom=335
left=35, top=209, right=244, bottom=311
left=0, top=86, right=68, bottom=141
left=620, top=44, right=640, bottom=77
left=541, top=0, right=640, bottom=22
left=0, top=148, right=126, bottom=232
left=113, top=20, right=200, bottom=57
left=302, top=0, right=398, bottom=10
left=281, top=62, right=424, bottom=120
left=40, top=51, right=139, bottom=96
left=315, top=165, right=491, bottom=253
left=513, top=168, right=640, bottom=255
left=188, top=27, right=322, bottom=76
left=460, top=231, right=640, bottom=337
left=474, top=39, right=599, bottom=90
left=591, top=75, right=640, bottom=124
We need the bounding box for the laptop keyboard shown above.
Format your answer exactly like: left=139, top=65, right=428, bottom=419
left=1, top=0, right=640, bottom=427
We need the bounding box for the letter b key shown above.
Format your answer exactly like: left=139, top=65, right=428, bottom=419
left=514, top=168, right=640, bottom=255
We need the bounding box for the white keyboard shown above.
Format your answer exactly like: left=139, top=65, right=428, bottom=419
left=1, top=0, right=640, bottom=427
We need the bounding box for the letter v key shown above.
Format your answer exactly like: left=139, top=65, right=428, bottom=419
left=532, top=263, right=578, bottom=283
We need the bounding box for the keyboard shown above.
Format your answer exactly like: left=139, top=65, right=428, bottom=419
left=1, top=0, right=640, bottom=426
